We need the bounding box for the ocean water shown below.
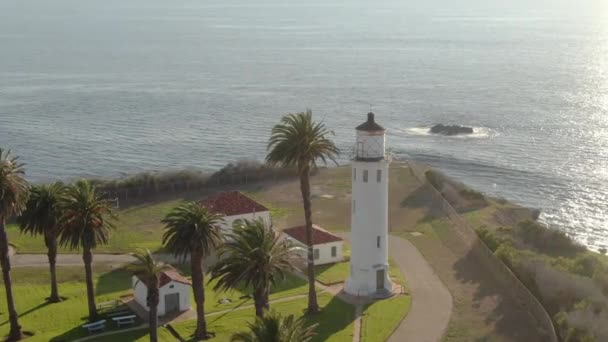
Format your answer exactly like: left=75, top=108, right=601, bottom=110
left=1, top=0, right=607, bottom=250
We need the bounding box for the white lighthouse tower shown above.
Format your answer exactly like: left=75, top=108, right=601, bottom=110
left=345, top=112, right=393, bottom=297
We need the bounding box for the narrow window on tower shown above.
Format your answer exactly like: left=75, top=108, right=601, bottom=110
left=377, top=169, right=382, bottom=183
left=353, top=168, right=356, bottom=181
left=363, top=170, right=368, bottom=183
left=377, top=236, right=381, bottom=248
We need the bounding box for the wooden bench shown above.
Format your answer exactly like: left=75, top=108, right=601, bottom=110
left=107, top=309, right=131, bottom=317
left=82, top=320, right=106, bottom=334
left=97, top=300, right=118, bottom=310
left=112, top=315, right=137, bottom=328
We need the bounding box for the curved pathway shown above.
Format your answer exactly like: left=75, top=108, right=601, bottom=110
left=387, top=235, right=452, bottom=342
left=338, top=233, right=452, bottom=342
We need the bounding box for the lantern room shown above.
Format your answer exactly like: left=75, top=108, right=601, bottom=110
left=355, top=112, right=386, bottom=161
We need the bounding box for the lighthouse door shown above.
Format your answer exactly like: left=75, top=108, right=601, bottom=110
left=376, top=269, right=385, bottom=290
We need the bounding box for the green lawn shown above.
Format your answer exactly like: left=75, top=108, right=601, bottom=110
left=0, top=265, right=135, bottom=341
left=6, top=193, right=294, bottom=254
left=178, top=293, right=354, bottom=342
left=361, top=295, right=412, bottom=342
left=6, top=199, right=183, bottom=254
left=0, top=263, right=309, bottom=341
left=93, top=293, right=355, bottom=342
left=193, top=273, right=308, bottom=314
left=315, top=262, right=349, bottom=286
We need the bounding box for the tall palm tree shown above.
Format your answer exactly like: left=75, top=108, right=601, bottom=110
left=18, top=182, right=67, bottom=303
left=0, top=148, right=30, bottom=341
left=162, top=202, right=224, bottom=340
left=230, top=311, right=317, bottom=342
left=209, top=219, right=296, bottom=318
left=58, top=180, right=115, bottom=321
left=126, top=249, right=170, bottom=342
left=266, top=110, right=339, bottom=314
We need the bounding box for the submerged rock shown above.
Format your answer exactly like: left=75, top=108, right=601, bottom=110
left=429, top=124, right=474, bottom=136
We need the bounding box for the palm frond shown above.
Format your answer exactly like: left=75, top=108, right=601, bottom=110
left=161, top=202, right=225, bottom=261
left=266, top=110, right=339, bottom=171
left=230, top=311, right=318, bottom=342
left=57, top=180, right=115, bottom=251
left=0, top=148, right=30, bottom=218
left=18, top=182, right=67, bottom=237
left=209, top=218, right=297, bottom=294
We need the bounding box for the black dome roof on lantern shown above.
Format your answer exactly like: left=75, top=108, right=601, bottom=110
left=356, top=112, right=385, bottom=132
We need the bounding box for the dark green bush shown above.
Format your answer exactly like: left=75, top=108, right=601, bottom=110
left=425, top=170, right=444, bottom=190
left=476, top=226, right=511, bottom=252
left=517, top=220, right=585, bottom=256
left=459, top=189, right=485, bottom=201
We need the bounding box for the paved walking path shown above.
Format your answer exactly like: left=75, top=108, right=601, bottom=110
left=387, top=235, right=453, bottom=342
left=338, top=233, right=453, bottom=342
left=9, top=251, right=187, bottom=268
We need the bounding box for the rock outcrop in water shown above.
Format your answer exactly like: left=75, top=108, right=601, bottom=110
left=430, top=124, right=474, bottom=136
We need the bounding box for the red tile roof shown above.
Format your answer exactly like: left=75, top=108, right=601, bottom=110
left=283, top=224, right=343, bottom=246
left=137, top=268, right=191, bottom=288
left=199, top=191, right=269, bottom=217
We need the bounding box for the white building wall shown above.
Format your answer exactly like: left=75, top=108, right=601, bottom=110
left=287, top=238, right=344, bottom=266
left=345, top=157, right=392, bottom=296
left=132, top=276, right=191, bottom=317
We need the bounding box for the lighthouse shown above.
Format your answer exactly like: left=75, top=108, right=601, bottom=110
left=345, top=112, right=393, bottom=297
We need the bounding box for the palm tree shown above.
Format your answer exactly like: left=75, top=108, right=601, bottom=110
left=209, top=219, right=296, bottom=318
left=162, top=202, right=224, bottom=340
left=58, top=180, right=115, bottom=321
left=230, top=311, right=317, bottom=342
left=18, top=183, right=67, bottom=303
left=266, top=110, right=339, bottom=314
left=126, top=249, right=170, bottom=342
left=0, top=148, right=30, bottom=341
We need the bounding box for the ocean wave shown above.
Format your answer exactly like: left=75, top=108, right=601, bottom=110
left=394, top=126, right=497, bottom=139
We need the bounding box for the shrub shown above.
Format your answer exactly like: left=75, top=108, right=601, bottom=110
left=459, top=189, right=485, bottom=201
left=570, top=255, right=602, bottom=278
left=425, top=170, right=444, bottom=190
left=599, top=248, right=607, bottom=255
left=517, top=220, right=585, bottom=256
left=476, top=226, right=510, bottom=252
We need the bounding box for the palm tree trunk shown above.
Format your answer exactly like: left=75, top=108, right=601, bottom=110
left=191, top=252, right=209, bottom=340
left=148, top=280, right=160, bottom=342
left=45, top=234, right=60, bottom=302
left=253, top=287, right=265, bottom=318
left=298, top=165, right=319, bottom=314
left=83, top=247, right=98, bottom=321
left=0, top=218, right=23, bottom=341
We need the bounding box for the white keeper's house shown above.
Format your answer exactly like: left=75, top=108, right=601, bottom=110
left=132, top=268, right=191, bottom=316
left=283, top=224, right=344, bottom=266
left=345, top=112, right=393, bottom=298
left=199, top=191, right=271, bottom=231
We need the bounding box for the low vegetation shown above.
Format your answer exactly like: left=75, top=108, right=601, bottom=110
left=89, top=160, right=299, bottom=201
left=477, top=220, right=608, bottom=341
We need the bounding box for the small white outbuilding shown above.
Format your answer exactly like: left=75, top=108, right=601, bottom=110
left=283, top=224, right=344, bottom=266
left=132, top=269, right=191, bottom=317
left=199, top=191, right=271, bottom=232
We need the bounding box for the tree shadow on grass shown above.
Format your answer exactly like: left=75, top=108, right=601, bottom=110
left=49, top=325, right=148, bottom=342
left=305, top=296, right=356, bottom=341
left=452, top=241, right=548, bottom=342
left=95, top=267, right=132, bottom=296
left=0, top=301, right=52, bottom=327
